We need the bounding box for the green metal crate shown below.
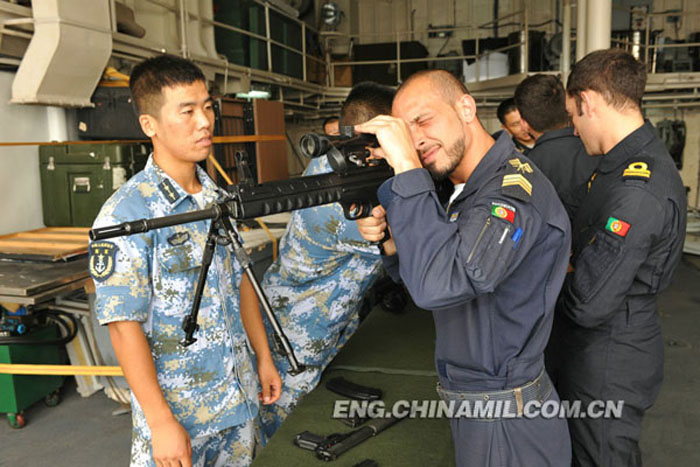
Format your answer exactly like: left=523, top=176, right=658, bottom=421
left=39, top=143, right=150, bottom=227
left=0, top=326, right=64, bottom=417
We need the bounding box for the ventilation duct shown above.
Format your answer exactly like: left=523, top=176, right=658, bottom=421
left=11, top=0, right=112, bottom=107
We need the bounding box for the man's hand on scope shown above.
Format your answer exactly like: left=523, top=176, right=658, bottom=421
left=357, top=206, right=396, bottom=256
left=355, top=116, right=421, bottom=175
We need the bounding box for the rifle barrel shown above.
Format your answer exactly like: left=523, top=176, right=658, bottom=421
left=89, top=206, right=224, bottom=240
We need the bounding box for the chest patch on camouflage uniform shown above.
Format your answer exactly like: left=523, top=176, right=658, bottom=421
left=501, top=158, right=533, bottom=201
left=159, top=179, right=180, bottom=203
left=622, top=160, right=652, bottom=182
left=605, top=216, right=631, bottom=237
left=491, top=202, right=516, bottom=223
left=89, top=241, right=117, bottom=282
left=168, top=231, right=190, bottom=246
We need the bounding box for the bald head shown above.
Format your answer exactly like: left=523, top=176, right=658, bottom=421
left=396, top=70, right=469, bottom=107
left=390, top=70, right=492, bottom=184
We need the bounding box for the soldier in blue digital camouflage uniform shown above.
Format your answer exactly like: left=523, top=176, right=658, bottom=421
left=357, top=70, right=572, bottom=466
left=258, top=82, right=395, bottom=439
left=90, top=55, right=281, bottom=467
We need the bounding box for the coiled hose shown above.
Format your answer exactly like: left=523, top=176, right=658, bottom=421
left=0, top=308, right=78, bottom=346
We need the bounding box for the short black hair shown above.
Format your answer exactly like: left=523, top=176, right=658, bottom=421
left=340, top=81, right=395, bottom=126
left=567, top=48, right=646, bottom=114
left=496, top=98, right=517, bottom=125
left=514, top=74, right=569, bottom=132
left=130, top=55, right=206, bottom=117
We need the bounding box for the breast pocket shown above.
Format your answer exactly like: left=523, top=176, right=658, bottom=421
left=154, top=244, right=201, bottom=316
left=572, top=230, right=625, bottom=304
left=464, top=217, right=517, bottom=292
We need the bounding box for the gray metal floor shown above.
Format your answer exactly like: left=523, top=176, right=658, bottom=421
left=1, top=256, right=699, bottom=467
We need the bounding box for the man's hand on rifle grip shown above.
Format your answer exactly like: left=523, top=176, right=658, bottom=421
left=357, top=206, right=396, bottom=256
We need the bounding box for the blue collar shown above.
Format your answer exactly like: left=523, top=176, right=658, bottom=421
left=144, top=154, right=220, bottom=210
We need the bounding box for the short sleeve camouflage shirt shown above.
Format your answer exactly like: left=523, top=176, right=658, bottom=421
left=91, top=155, right=258, bottom=438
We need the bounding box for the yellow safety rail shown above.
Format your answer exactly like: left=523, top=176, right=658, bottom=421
left=0, top=363, right=124, bottom=376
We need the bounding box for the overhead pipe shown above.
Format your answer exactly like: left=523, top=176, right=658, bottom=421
left=562, top=0, right=572, bottom=74
left=178, top=0, right=188, bottom=58
left=585, top=0, right=611, bottom=53
left=576, top=0, right=587, bottom=60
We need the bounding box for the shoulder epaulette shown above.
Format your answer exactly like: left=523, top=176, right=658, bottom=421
left=501, top=157, right=533, bottom=202
left=622, top=158, right=653, bottom=182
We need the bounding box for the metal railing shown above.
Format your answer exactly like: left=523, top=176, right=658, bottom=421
left=323, top=4, right=532, bottom=87
left=609, top=10, right=700, bottom=74
left=135, top=0, right=325, bottom=83
left=4, top=0, right=700, bottom=113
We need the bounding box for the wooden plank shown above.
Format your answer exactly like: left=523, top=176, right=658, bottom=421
left=0, top=234, right=87, bottom=242
left=0, top=245, right=85, bottom=255
left=43, top=227, right=90, bottom=234
left=0, top=227, right=89, bottom=262
left=0, top=227, right=90, bottom=237
left=0, top=240, right=87, bottom=250
left=9, top=232, right=88, bottom=241
left=0, top=238, right=87, bottom=247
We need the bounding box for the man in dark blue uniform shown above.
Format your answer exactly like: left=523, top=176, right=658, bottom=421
left=559, top=48, right=687, bottom=466
left=495, top=97, right=535, bottom=154
left=356, top=70, right=572, bottom=466
left=514, top=74, right=600, bottom=222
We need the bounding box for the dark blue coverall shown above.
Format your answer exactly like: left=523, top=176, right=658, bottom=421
left=556, top=121, right=687, bottom=466
left=526, top=127, right=600, bottom=222
left=491, top=129, right=532, bottom=155
left=378, top=134, right=572, bottom=466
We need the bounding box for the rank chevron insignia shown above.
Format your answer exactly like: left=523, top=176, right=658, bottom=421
left=502, top=158, right=534, bottom=201
left=502, top=174, right=532, bottom=194
left=508, top=158, right=533, bottom=174
left=622, top=161, right=651, bottom=181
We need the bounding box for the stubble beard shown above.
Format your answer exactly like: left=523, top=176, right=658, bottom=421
left=426, top=136, right=466, bottom=181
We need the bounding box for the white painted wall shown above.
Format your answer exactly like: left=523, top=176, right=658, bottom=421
left=0, top=71, right=53, bottom=235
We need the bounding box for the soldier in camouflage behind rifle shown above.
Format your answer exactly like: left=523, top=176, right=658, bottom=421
left=258, top=82, right=396, bottom=440
left=89, top=55, right=281, bottom=467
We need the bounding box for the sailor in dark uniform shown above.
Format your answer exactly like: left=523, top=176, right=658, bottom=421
left=495, top=97, right=535, bottom=154
left=356, top=70, right=572, bottom=467
left=559, top=48, right=687, bottom=466
left=514, top=74, right=600, bottom=222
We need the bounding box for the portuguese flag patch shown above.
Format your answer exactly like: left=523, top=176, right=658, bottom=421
left=491, top=202, right=515, bottom=223
left=605, top=216, right=631, bottom=237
